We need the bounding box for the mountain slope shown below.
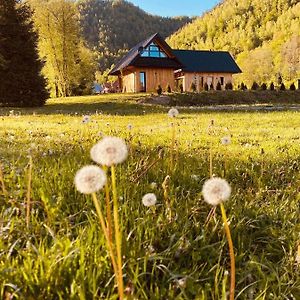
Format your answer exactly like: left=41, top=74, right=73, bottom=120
left=168, top=0, right=300, bottom=86
left=77, top=0, right=192, bottom=70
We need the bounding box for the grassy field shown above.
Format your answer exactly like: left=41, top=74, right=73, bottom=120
left=0, top=94, right=299, bottom=299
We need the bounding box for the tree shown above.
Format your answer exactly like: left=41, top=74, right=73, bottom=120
left=279, top=83, right=286, bottom=91
left=269, top=82, right=275, bottom=90
left=251, top=81, right=259, bottom=90
left=216, top=81, right=222, bottom=90
left=261, top=83, right=267, bottom=90
left=29, top=0, right=96, bottom=97
left=290, top=83, right=296, bottom=90
left=225, top=82, right=233, bottom=90
left=156, top=84, right=162, bottom=95
left=0, top=0, right=48, bottom=106
left=190, top=82, right=196, bottom=92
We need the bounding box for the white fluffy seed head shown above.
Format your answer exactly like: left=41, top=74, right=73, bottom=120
left=75, top=165, right=107, bottom=194
left=142, top=193, right=157, bottom=207
left=168, top=108, right=179, bottom=118
left=202, top=177, right=231, bottom=206
left=221, top=136, right=231, bottom=145
left=90, top=136, right=128, bottom=166
left=82, top=115, right=90, bottom=124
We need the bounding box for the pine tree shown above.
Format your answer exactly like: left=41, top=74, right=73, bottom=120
left=0, top=0, right=48, bottom=106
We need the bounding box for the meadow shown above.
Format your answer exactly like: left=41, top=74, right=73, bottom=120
left=0, top=94, right=299, bottom=299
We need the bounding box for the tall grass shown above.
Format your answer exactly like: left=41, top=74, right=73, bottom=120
left=0, top=95, right=299, bottom=299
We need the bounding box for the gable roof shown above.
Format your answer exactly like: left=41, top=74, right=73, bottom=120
left=109, top=33, right=182, bottom=75
left=173, top=50, right=242, bottom=73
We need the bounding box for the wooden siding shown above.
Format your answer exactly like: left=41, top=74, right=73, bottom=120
left=121, top=67, right=175, bottom=93
left=181, top=73, right=233, bottom=92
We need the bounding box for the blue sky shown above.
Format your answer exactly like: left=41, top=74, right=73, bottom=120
left=127, top=0, right=220, bottom=17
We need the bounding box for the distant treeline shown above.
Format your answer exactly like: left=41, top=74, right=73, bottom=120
left=168, top=0, right=300, bottom=87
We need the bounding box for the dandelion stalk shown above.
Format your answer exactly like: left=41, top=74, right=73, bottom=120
left=220, top=203, right=235, bottom=300
left=170, top=122, right=176, bottom=172
left=91, top=193, right=120, bottom=298
left=103, top=166, right=113, bottom=243
left=110, top=164, right=124, bottom=300
left=26, top=156, right=33, bottom=229
left=0, top=163, right=7, bottom=195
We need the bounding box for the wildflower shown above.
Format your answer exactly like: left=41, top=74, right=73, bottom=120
left=82, top=115, right=90, bottom=124
left=202, top=177, right=231, bottom=206
left=74, top=165, right=107, bottom=194
left=127, top=124, right=133, bottom=130
left=221, top=136, right=231, bottom=145
left=168, top=108, right=179, bottom=118
left=142, top=193, right=157, bottom=207
left=91, top=137, right=128, bottom=166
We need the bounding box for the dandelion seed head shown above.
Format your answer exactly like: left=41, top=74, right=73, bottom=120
left=168, top=108, right=179, bottom=118
left=142, top=193, right=157, bottom=207
left=221, top=136, right=231, bottom=145
left=90, top=136, right=128, bottom=166
left=202, top=177, right=231, bottom=206
left=177, top=277, right=187, bottom=288
left=82, top=115, right=90, bottom=124
left=74, top=165, right=106, bottom=194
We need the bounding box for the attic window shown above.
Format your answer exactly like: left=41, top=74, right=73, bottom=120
left=140, top=42, right=167, bottom=58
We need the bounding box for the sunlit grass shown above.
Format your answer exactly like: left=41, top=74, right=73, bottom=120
left=0, top=94, right=299, bottom=299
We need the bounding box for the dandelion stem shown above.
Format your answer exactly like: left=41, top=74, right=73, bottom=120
left=0, top=164, right=7, bottom=195
left=91, top=193, right=120, bottom=298
left=220, top=203, right=235, bottom=300
left=209, top=142, right=213, bottom=178
left=170, top=122, right=176, bottom=172
left=110, top=164, right=124, bottom=300
left=26, top=156, right=33, bottom=229
left=103, top=166, right=113, bottom=243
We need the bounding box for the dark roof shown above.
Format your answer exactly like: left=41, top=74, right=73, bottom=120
left=173, top=50, right=242, bottom=73
left=109, top=33, right=182, bottom=75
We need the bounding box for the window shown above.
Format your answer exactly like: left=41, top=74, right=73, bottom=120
left=140, top=42, right=168, bottom=58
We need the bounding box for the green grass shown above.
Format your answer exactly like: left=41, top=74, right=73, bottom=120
left=0, top=94, right=299, bottom=299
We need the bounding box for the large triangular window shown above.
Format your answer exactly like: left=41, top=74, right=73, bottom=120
left=140, top=42, right=168, bottom=58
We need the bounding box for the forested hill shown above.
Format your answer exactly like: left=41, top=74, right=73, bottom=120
left=77, top=0, right=192, bottom=70
left=168, top=0, right=300, bottom=86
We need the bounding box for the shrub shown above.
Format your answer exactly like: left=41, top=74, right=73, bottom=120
left=225, top=82, right=233, bottom=90
left=269, top=82, right=275, bottom=90
left=279, top=83, right=286, bottom=91
left=166, top=84, right=171, bottom=93
left=290, top=83, right=296, bottom=91
left=210, top=83, right=214, bottom=90
left=216, top=81, right=222, bottom=90
left=156, top=84, right=162, bottom=95
left=190, top=82, right=197, bottom=93
left=240, top=82, right=246, bottom=90
left=204, top=83, right=209, bottom=91
left=261, top=83, right=267, bottom=90
left=251, top=81, right=259, bottom=90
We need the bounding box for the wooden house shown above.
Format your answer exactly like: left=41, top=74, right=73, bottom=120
left=109, top=33, right=241, bottom=93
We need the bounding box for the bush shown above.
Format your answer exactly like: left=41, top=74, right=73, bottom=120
left=190, top=82, right=197, bottom=93
left=210, top=83, right=214, bottom=90
left=225, top=82, right=233, bottom=90
left=204, top=83, right=209, bottom=91
left=240, top=82, right=246, bottom=90
left=216, top=81, right=222, bottom=90
left=261, top=83, right=267, bottom=90
left=156, top=84, right=162, bottom=95
left=251, top=81, right=259, bottom=90
left=166, top=84, right=172, bottom=93
left=269, top=82, right=275, bottom=90
left=279, top=83, right=286, bottom=91
left=290, top=83, right=296, bottom=91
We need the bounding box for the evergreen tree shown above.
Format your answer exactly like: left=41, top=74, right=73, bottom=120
left=269, top=82, right=275, bottom=90
left=0, top=0, right=48, bottom=106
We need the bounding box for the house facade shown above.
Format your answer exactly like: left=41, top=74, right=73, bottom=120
left=109, top=33, right=241, bottom=93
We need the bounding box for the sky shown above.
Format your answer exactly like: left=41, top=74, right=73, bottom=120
left=127, top=0, right=220, bottom=17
